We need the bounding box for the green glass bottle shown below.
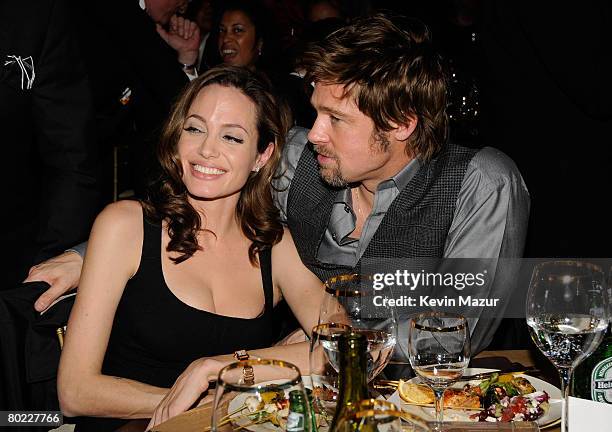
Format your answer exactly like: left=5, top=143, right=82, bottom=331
left=287, top=390, right=308, bottom=432
left=329, top=331, right=370, bottom=432
left=305, top=388, right=318, bottom=432
left=572, top=325, right=612, bottom=404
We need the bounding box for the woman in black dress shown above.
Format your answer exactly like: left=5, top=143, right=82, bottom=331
left=57, top=66, right=324, bottom=431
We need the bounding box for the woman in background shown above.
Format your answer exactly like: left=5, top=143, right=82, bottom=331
left=212, top=0, right=281, bottom=73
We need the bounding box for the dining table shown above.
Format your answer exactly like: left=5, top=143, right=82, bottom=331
left=117, top=348, right=562, bottom=432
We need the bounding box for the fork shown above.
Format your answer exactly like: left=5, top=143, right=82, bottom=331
left=373, top=367, right=540, bottom=388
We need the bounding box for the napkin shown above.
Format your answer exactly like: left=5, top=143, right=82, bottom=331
left=568, top=396, right=612, bottom=431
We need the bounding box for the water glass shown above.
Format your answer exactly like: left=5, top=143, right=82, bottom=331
left=526, top=260, right=609, bottom=432
left=407, top=312, right=470, bottom=427
left=212, top=359, right=311, bottom=432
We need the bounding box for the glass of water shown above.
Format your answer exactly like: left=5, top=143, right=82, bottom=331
left=316, top=274, right=398, bottom=382
left=526, top=260, right=609, bottom=432
left=211, top=359, right=311, bottom=432
left=310, top=274, right=397, bottom=426
left=407, top=312, right=470, bottom=427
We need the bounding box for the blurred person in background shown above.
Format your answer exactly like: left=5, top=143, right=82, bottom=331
left=187, top=0, right=216, bottom=70
left=0, top=0, right=99, bottom=288
left=212, top=0, right=284, bottom=76
left=24, top=0, right=207, bottom=309
left=65, top=0, right=201, bottom=202
left=307, top=0, right=343, bottom=22
left=284, top=16, right=346, bottom=127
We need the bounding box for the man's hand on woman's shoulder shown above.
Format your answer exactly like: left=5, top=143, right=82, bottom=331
left=26, top=250, right=84, bottom=312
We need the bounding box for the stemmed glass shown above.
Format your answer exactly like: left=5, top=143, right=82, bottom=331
left=316, top=274, right=398, bottom=380
left=309, top=274, right=397, bottom=423
left=407, top=312, right=470, bottom=427
left=309, top=322, right=350, bottom=419
left=526, top=260, right=609, bottom=432
left=212, top=359, right=311, bottom=432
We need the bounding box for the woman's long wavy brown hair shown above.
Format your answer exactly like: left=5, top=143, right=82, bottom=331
left=142, top=66, right=291, bottom=265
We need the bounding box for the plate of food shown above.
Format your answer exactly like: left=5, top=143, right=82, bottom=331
left=226, top=386, right=290, bottom=432
left=398, top=368, right=562, bottom=428
left=224, top=378, right=332, bottom=432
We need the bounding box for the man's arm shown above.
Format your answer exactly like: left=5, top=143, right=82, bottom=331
left=27, top=249, right=84, bottom=312
left=444, top=147, right=530, bottom=259
left=445, top=147, right=530, bottom=353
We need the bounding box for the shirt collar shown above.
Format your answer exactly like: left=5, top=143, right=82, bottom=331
left=388, top=157, right=421, bottom=192
left=334, top=157, right=422, bottom=204
left=139, top=0, right=146, bottom=11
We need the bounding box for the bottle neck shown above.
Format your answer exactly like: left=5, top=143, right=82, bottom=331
left=331, top=333, right=369, bottom=431
left=337, top=342, right=369, bottom=406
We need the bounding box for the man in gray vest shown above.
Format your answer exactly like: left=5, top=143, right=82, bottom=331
left=274, top=14, right=530, bottom=352
left=27, top=14, right=529, bottom=353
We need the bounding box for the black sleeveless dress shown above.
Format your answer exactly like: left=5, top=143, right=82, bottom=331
left=74, top=217, right=277, bottom=431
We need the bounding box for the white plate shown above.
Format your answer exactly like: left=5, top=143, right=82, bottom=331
left=399, top=368, right=562, bottom=427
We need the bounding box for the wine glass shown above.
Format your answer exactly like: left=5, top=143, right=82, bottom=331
left=310, top=274, right=397, bottom=426
left=212, top=359, right=311, bottom=432
left=526, top=260, right=609, bottom=432
left=407, top=312, right=470, bottom=427
left=316, top=274, right=398, bottom=381
left=309, top=322, right=350, bottom=423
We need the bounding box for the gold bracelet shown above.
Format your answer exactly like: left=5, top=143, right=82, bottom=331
left=233, top=350, right=255, bottom=385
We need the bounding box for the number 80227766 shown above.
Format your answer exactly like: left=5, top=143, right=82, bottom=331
left=1, top=411, right=63, bottom=426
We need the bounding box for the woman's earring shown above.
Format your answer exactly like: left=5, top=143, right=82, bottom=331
left=253, top=164, right=260, bottom=173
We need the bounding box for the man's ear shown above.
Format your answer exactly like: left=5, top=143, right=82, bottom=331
left=256, top=142, right=275, bottom=169
left=391, top=115, right=418, bottom=142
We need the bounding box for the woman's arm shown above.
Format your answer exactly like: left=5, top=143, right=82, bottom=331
left=57, top=201, right=168, bottom=419
left=148, top=342, right=313, bottom=428
left=272, top=229, right=325, bottom=340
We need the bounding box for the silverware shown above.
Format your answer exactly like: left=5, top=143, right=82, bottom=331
left=373, top=367, right=541, bottom=389
left=461, top=367, right=540, bottom=381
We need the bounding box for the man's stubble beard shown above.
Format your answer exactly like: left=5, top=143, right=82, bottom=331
left=315, top=144, right=348, bottom=187
left=320, top=161, right=347, bottom=187
left=317, top=130, right=390, bottom=188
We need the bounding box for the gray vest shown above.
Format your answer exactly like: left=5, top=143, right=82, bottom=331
left=286, top=142, right=478, bottom=282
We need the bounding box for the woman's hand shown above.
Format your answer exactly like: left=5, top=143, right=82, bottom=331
left=147, top=358, right=223, bottom=430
